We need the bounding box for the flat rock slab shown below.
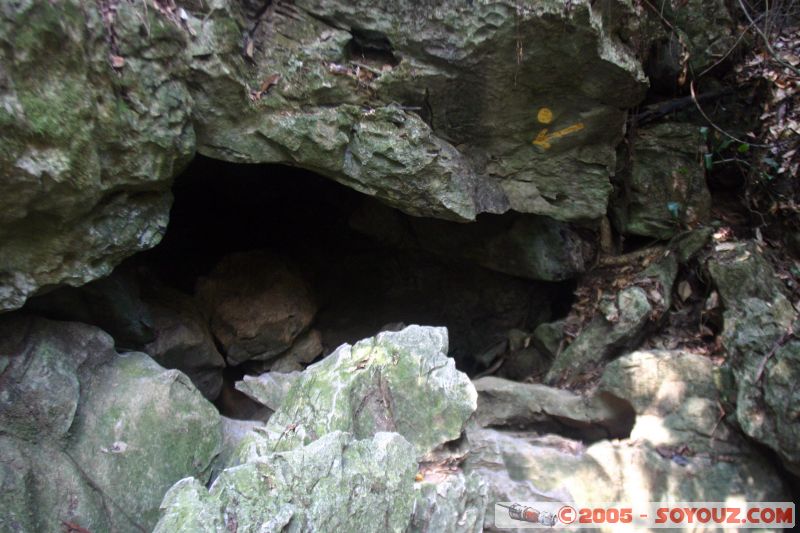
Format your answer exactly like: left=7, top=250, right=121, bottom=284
left=473, top=376, right=634, bottom=441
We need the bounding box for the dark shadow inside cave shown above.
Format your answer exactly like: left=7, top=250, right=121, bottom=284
left=26, top=155, right=577, bottom=418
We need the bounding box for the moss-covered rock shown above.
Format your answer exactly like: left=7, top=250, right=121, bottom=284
left=66, top=352, right=222, bottom=528
left=611, top=123, right=710, bottom=239
left=0, top=316, right=221, bottom=532
left=239, top=325, right=477, bottom=460
left=155, top=431, right=418, bottom=533
left=707, top=241, right=800, bottom=475
left=0, top=0, right=194, bottom=311
left=410, top=470, right=487, bottom=533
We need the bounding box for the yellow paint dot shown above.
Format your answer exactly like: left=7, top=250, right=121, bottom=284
left=537, top=107, right=553, bottom=124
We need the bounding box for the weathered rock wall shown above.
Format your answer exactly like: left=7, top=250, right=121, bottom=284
left=1, top=0, right=654, bottom=310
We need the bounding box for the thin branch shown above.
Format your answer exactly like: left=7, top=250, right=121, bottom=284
left=699, top=19, right=756, bottom=77
left=689, top=81, right=771, bottom=148
left=634, top=87, right=733, bottom=124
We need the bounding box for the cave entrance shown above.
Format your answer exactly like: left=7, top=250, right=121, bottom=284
left=29, top=155, right=576, bottom=418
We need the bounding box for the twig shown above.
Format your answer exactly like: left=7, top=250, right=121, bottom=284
left=713, top=158, right=753, bottom=167
left=755, top=324, right=796, bottom=382
left=708, top=401, right=727, bottom=443
left=737, top=0, right=800, bottom=76
left=641, top=0, right=678, bottom=33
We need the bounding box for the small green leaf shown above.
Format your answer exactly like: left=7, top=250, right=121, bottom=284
left=704, top=153, right=714, bottom=170
left=667, top=202, right=681, bottom=218
left=737, top=143, right=750, bottom=154
left=699, top=126, right=709, bottom=141
left=763, top=156, right=779, bottom=169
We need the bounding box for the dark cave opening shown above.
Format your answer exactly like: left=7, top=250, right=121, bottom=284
left=26, top=155, right=577, bottom=419
left=153, top=156, right=577, bottom=416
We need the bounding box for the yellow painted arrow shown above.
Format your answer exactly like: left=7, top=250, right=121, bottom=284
left=532, top=122, right=585, bottom=150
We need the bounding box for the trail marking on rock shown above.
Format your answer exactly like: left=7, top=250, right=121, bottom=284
left=532, top=107, right=584, bottom=149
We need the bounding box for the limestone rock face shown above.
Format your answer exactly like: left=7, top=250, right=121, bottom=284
left=0, top=0, right=651, bottom=311
left=239, top=326, right=477, bottom=459
left=707, top=241, right=800, bottom=475
left=24, top=266, right=155, bottom=351
left=0, top=0, right=194, bottom=311
left=184, top=0, right=646, bottom=223
left=156, top=326, right=479, bottom=531
left=641, top=0, right=736, bottom=88
left=197, top=251, right=317, bottom=365
left=0, top=316, right=221, bottom=532
left=599, top=350, right=746, bottom=454
left=466, top=348, right=791, bottom=530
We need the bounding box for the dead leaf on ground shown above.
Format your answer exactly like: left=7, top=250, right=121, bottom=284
left=110, top=54, right=125, bottom=68
left=678, top=281, right=692, bottom=302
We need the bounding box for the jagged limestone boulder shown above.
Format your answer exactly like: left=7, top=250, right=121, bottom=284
left=0, top=0, right=194, bottom=311
left=611, top=123, right=710, bottom=239
left=0, top=316, right=221, bottom=532
left=239, top=326, right=477, bottom=460
left=410, top=470, right=488, bottom=533
left=210, top=417, right=264, bottom=482
left=183, top=0, right=647, bottom=223
left=155, top=431, right=418, bottom=533
left=707, top=241, right=800, bottom=475
left=197, top=251, right=317, bottom=365
left=158, top=326, right=480, bottom=532
left=235, top=371, right=302, bottom=411
left=144, top=286, right=226, bottom=400
left=546, top=285, right=652, bottom=384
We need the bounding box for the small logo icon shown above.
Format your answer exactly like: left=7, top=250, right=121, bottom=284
left=498, top=503, right=558, bottom=527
